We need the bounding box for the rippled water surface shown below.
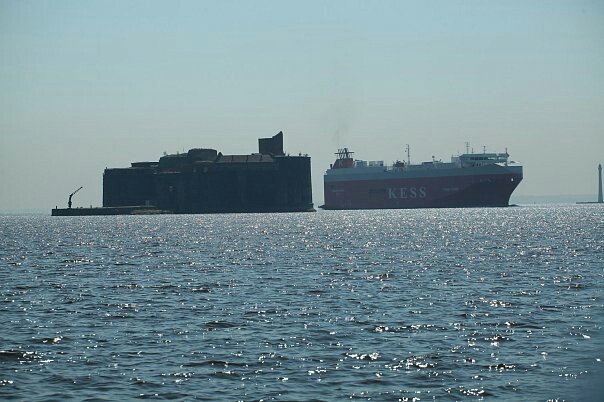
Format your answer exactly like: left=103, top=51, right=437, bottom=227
left=1, top=205, right=603, bottom=400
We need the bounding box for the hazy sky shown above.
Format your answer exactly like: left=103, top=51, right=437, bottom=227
left=1, top=0, right=603, bottom=211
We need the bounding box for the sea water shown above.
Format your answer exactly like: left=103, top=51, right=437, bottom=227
left=1, top=205, right=602, bottom=400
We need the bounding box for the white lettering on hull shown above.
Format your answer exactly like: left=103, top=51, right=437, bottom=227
left=387, top=186, right=427, bottom=199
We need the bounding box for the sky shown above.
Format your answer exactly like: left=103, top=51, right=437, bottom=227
left=1, top=0, right=603, bottom=211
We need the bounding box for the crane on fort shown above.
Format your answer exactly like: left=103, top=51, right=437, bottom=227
left=68, top=186, right=83, bottom=209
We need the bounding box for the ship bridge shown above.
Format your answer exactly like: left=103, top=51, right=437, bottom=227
left=454, top=152, right=510, bottom=168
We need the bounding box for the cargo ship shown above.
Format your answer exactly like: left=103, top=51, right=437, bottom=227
left=52, top=132, right=314, bottom=215
left=323, top=146, right=523, bottom=210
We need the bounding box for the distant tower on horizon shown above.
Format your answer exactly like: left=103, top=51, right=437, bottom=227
left=599, top=163, right=603, bottom=203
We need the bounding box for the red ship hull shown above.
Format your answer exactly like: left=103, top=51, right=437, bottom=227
left=323, top=171, right=522, bottom=210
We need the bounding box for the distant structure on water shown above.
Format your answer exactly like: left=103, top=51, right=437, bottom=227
left=599, top=164, right=603, bottom=203
left=577, top=163, right=603, bottom=205
left=52, top=132, right=314, bottom=215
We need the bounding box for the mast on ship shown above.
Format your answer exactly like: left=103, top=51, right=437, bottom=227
left=335, top=148, right=354, bottom=159
left=332, top=148, right=355, bottom=169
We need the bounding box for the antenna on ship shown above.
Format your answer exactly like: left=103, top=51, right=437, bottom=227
left=406, top=144, right=411, bottom=164
left=465, top=142, right=470, bottom=154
